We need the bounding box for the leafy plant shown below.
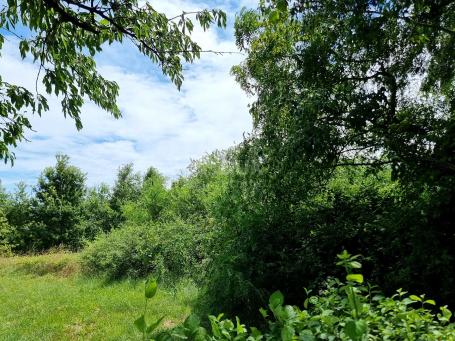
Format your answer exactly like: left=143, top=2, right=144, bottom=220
left=81, top=221, right=201, bottom=281
left=134, top=278, right=165, bottom=341
left=156, top=251, right=455, bottom=340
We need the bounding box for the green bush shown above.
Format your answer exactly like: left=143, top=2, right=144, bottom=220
left=204, top=162, right=455, bottom=319
left=156, top=252, right=455, bottom=340
left=0, top=209, right=14, bottom=256
left=81, top=221, right=203, bottom=281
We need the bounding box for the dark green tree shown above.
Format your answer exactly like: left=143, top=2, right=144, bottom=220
left=123, top=166, right=168, bottom=224
left=0, top=0, right=226, bottom=162
left=78, top=183, right=117, bottom=240
left=109, top=163, right=141, bottom=225
left=208, top=0, right=455, bottom=316
left=2, top=182, right=36, bottom=251
left=234, top=0, right=455, bottom=186
left=33, top=153, right=86, bottom=249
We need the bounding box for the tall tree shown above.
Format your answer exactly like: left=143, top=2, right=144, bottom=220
left=217, top=0, right=455, bottom=314
left=79, top=183, right=117, bottom=240
left=234, top=0, right=455, bottom=186
left=33, top=153, right=86, bottom=249
left=109, top=163, right=141, bottom=225
left=0, top=0, right=226, bottom=161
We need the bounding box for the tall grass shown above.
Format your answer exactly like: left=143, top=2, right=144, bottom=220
left=0, top=252, right=198, bottom=340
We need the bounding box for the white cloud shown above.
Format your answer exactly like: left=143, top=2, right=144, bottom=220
left=0, top=0, right=254, bottom=190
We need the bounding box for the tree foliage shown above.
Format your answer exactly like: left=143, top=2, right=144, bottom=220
left=233, top=0, right=455, bottom=185
left=207, top=0, right=455, bottom=317
left=32, top=153, right=86, bottom=249
left=0, top=0, right=226, bottom=162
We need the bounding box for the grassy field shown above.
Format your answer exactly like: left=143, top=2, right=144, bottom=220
left=0, top=253, right=197, bottom=340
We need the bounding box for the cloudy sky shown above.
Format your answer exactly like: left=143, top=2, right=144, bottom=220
left=0, top=0, right=256, bottom=190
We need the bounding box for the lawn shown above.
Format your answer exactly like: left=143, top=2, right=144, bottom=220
left=0, top=253, right=197, bottom=340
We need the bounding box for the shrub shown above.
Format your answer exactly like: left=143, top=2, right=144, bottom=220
left=81, top=221, right=203, bottom=281
left=156, top=251, right=455, bottom=340
left=0, top=209, right=14, bottom=256
left=77, top=184, right=118, bottom=240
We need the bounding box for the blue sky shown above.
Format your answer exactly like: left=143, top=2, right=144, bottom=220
left=0, top=0, right=256, bottom=191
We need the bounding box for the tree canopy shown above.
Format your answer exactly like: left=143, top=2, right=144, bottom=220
left=233, top=0, right=455, bottom=187
left=0, top=0, right=226, bottom=162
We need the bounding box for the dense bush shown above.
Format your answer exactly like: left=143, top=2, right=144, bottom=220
left=0, top=208, right=13, bottom=256
left=155, top=252, right=455, bottom=341
left=81, top=221, right=204, bottom=281
left=203, top=162, right=455, bottom=320
left=194, top=0, right=455, bottom=322
left=77, top=184, right=118, bottom=240
left=122, top=168, right=169, bottom=225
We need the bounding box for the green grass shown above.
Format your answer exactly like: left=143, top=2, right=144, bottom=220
left=0, top=253, right=198, bottom=340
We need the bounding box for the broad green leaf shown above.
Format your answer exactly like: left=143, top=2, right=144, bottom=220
left=184, top=314, right=201, bottom=330
left=146, top=316, right=165, bottom=335
left=300, top=330, right=316, bottom=341
left=344, top=319, right=367, bottom=341
left=145, top=278, right=158, bottom=299
left=269, top=290, right=284, bottom=307
left=134, top=315, right=147, bottom=332
left=424, top=299, right=436, bottom=306
left=349, top=261, right=362, bottom=269
left=281, top=325, right=294, bottom=341
left=409, top=295, right=422, bottom=302
left=346, top=274, right=364, bottom=284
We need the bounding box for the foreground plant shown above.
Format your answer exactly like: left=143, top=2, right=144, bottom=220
left=134, top=278, right=165, bottom=341
left=151, top=251, right=454, bottom=340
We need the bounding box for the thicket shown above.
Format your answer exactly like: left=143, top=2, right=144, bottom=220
left=0, top=156, right=151, bottom=253
left=141, top=252, right=455, bottom=340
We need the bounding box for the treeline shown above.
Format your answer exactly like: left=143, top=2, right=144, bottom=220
left=1, top=145, right=454, bottom=322
left=0, top=154, right=141, bottom=252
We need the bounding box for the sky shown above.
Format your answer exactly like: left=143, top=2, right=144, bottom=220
left=0, top=0, right=256, bottom=191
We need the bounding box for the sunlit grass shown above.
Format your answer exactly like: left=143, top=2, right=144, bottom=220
left=0, top=252, right=197, bottom=340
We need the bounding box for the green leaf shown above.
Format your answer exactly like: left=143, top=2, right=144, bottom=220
left=145, top=278, right=158, bottom=299
left=344, top=319, right=367, bottom=341
left=300, top=330, right=315, bottom=341
left=250, top=327, right=262, bottom=338
left=424, top=299, right=436, bottom=306
left=304, top=298, right=309, bottom=309
left=269, top=290, right=284, bottom=307
left=259, top=307, right=268, bottom=318
left=349, top=261, right=362, bottom=269
left=409, top=295, right=422, bottom=302
left=134, top=315, right=147, bottom=332
left=269, top=10, right=280, bottom=24
left=346, top=274, right=364, bottom=284
left=281, top=325, right=294, bottom=341
left=184, top=314, right=200, bottom=330
left=276, top=0, right=288, bottom=12
left=337, top=250, right=351, bottom=260
left=193, top=326, right=208, bottom=340
left=235, top=316, right=245, bottom=334
left=146, top=316, right=165, bottom=335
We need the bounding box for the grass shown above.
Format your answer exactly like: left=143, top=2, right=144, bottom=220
left=0, top=252, right=198, bottom=340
